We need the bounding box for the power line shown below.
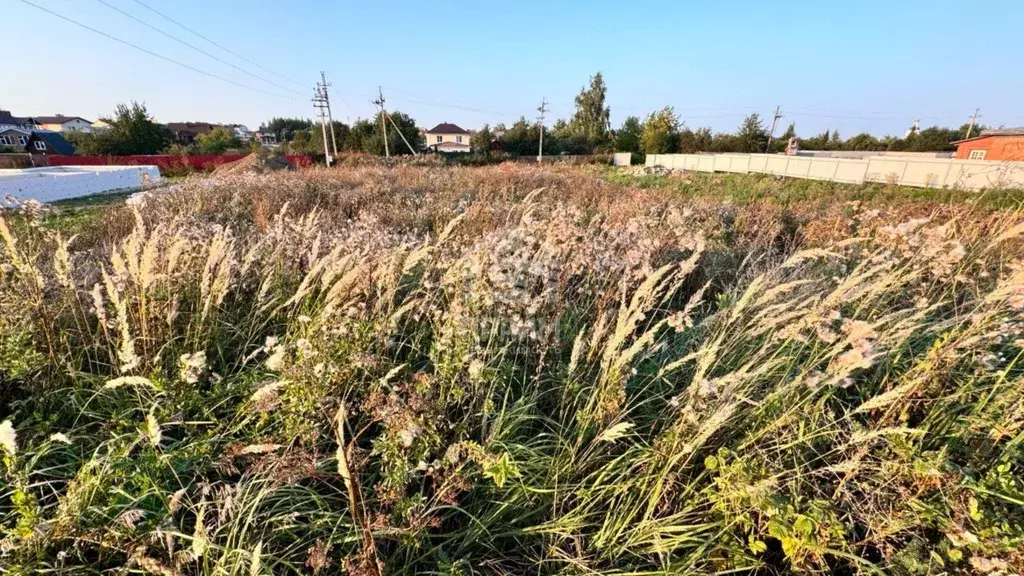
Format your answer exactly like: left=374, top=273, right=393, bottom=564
left=19, top=0, right=297, bottom=100
left=92, top=0, right=305, bottom=97
left=131, top=0, right=305, bottom=89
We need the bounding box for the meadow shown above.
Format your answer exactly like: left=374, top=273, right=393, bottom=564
left=1, top=164, right=1023, bottom=575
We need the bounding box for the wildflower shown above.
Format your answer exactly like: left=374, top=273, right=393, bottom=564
left=295, top=338, right=314, bottom=359
left=467, top=359, right=486, bottom=381
left=179, top=351, right=207, bottom=384
left=265, top=343, right=286, bottom=371
left=250, top=381, right=283, bottom=412
left=842, top=319, right=877, bottom=343
left=0, top=420, right=16, bottom=455
left=49, top=432, right=72, bottom=444
left=298, top=314, right=312, bottom=324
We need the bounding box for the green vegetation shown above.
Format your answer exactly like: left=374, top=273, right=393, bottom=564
left=65, top=101, right=174, bottom=155
left=1, top=165, right=1023, bottom=574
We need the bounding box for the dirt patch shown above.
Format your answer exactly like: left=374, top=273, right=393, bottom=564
left=213, top=153, right=294, bottom=175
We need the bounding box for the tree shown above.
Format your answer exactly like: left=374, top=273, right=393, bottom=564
left=359, top=111, right=423, bottom=156
left=261, top=117, right=313, bottom=142
left=845, top=132, right=882, bottom=151
left=470, top=124, right=494, bottom=154
left=104, top=101, right=173, bottom=155
left=65, top=131, right=105, bottom=155
left=737, top=113, right=769, bottom=153
left=502, top=117, right=541, bottom=157
left=569, top=72, right=611, bottom=148
left=640, top=107, right=679, bottom=154
left=615, top=116, right=643, bottom=153
left=72, top=102, right=172, bottom=155
left=193, top=127, right=242, bottom=154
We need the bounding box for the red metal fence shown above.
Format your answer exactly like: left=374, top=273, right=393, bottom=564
left=42, top=154, right=312, bottom=171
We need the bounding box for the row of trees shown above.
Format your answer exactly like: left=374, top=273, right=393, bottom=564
left=262, top=114, right=423, bottom=156
left=65, top=102, right=263, bottom=156
left=54, top=76, right=982, bottom=159
left=619, top=107, right=983, bottom=155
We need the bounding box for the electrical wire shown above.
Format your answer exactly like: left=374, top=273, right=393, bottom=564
left=92, top=0, right=306, bottom=97
left=131, top=0, right=305, bottom=89
left=19, top=0, right=298, bottom=100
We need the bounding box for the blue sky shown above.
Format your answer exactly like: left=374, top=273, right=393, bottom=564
left=3, top=0, right=1023, bottom=137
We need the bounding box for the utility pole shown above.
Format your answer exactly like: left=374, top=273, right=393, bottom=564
left=765, top=105, right=783, bottom=153
left=320, top=71, right=338, bottom=157
left=312, top=78, right=333, bottom=166
left=373, top=86, right=390, bottom=158
left=965, top=108, right=981, bottom=139
left=537, top=97, right=547, bottom=163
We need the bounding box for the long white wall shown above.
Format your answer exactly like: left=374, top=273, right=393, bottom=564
left=646, top=153, right=1024, bottom=191
left=0, top=165, right=162, bottom=203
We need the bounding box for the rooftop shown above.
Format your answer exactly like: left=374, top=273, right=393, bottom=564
left=35, top=114, right=91, bottom=124
left=952, top=127, right=1024, bottom=144
left=427, top=122, right=470, bottom=135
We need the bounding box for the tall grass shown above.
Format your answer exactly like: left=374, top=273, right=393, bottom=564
left=1, top=165, right=1022, bottom=575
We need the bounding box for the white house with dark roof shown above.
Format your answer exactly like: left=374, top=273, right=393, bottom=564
left=425, top=122, right=471, bottom=153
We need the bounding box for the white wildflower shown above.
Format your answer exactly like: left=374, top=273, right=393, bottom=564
left=265, top=344, right=286, bottom=371
left=49, top=432, right=72, bottom=444
left=0, top=420, right=16, bottom=456
left=179, top=351, right=207, bottom=384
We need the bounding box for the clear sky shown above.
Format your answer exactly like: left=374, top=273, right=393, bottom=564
left=3, top=0, right=1023, bottom=138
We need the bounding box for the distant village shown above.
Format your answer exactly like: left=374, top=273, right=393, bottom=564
left=0, top=109, right=282, bottom=154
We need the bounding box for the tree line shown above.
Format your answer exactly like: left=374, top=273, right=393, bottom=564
left=54, top=77, right=985, bottom=158
left=262, top=113, right=423, bottom=156
left=619, top=107, right=984, bottom=155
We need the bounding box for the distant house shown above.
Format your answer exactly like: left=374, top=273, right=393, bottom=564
left=425, top=122, right=471, bottom=153
left=0, top=128, right=31, bottom=149
left=166, top=122, right=218, bottom=144
left=254, top=130, right=278, bottom=147
left=0, top=109, right=38, bottom=131
left=35, top=115, right=94, bottom=133
left=24, top=130, right=75, bottom=155
left=228, top=124, right=252, bottom=141
left=91, top=119, right=113, bottom=131
left=952, top=128, right=1024, bottom=161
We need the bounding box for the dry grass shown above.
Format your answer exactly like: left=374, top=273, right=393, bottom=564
left=1, top=164, right=1022, bottom=575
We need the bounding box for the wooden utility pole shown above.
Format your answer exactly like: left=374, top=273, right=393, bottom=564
left=537, top=97, right=548, bottom=163
left=373, top=86, right=390, bottom=158
left=965, top=108, right=981, bottom=139
left=765, top=105, right=783, bottom=153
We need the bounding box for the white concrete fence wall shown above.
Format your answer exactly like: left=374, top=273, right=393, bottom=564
left=646, top=153, right=1024, bottom=191
left=0, top=165, right=161, bottom=203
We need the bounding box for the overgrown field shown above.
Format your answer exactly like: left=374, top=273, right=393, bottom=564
left=1, top=165, right=1023, bottom=575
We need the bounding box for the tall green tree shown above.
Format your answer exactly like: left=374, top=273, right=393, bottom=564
left=640, top=107, right=679, bottom=154
left=75, top=102, right=172, bottom=155
left=261, top=117, right=313, bottom=142
left=569, top=72, right=611, bottom=148
left=192, top=127, right=242, bottom=155
left=614, top=116, right=643, bottom=153
left=737, top=113, right=769, bottom=153
left=502, top=117, right=542, bottom=157
left=470, top=124, right=495, bottom=154
left=359, top=111, right=423, bottom=156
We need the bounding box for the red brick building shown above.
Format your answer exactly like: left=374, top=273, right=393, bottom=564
left=952, top=128, right=1024, bottom=161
